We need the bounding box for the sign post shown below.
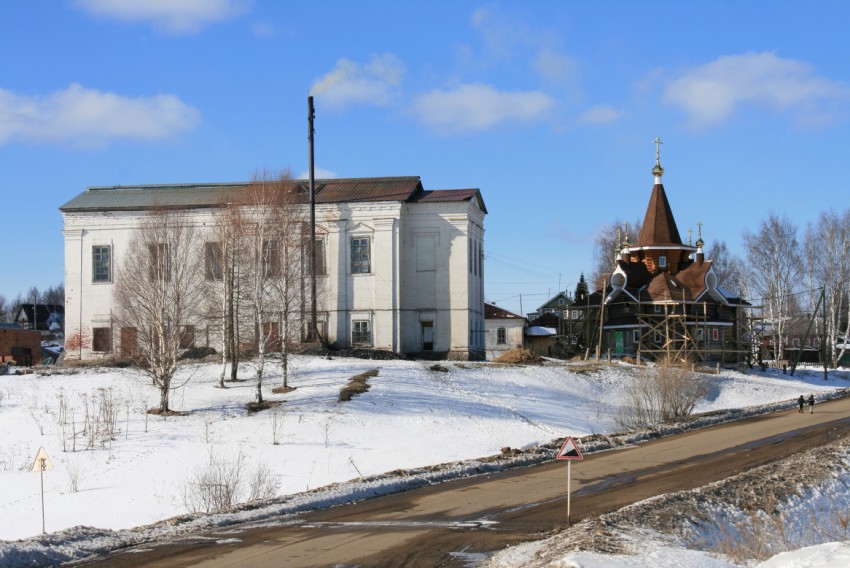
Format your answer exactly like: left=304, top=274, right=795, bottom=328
left=31, top=447, right=54, bottom=534
left=556, top=437, right=583, bottom=527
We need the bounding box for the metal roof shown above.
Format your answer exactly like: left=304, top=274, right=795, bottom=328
left=59, top=176, right=485, bottom=213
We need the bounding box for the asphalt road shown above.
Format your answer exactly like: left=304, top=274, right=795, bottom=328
left=75, top=395, right=850, bottom=568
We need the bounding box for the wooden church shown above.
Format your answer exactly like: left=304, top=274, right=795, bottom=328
left=586, top=140, right=749, bottom=364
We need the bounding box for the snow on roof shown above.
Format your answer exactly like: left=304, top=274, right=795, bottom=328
left=525, top=326, right=557, bottom=336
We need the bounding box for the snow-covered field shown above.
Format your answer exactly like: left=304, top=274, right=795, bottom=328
left=0, top=355, right=848, bottom=567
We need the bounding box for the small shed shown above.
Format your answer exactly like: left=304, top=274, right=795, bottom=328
left=0, top=324, right=42, bottom=366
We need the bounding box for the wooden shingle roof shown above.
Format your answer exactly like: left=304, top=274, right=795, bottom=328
left=636, top=184, right=683, bottom=247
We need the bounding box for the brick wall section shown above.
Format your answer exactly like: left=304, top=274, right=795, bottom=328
left=0, top=329, right=42, bottom=365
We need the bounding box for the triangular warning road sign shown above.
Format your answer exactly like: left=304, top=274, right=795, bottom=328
left=31, top=447, right=54, bottom=472
left=556, top=437, right=583, bottom=460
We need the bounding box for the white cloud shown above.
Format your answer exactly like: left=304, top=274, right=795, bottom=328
left=250, top=21, right=275, bottom=38
left=309, top=54, right=406, bottom=110
left=0, top=84, right=201, bottom=147
left=664, top=51, right=850, bottom=127
left=411, top=83, right=553, bottom=134
left=74, top=0, right=249, bottom=34
left=577, top=105, right=623, bottom=125
left=533, top=49, right=579, bottom=84
left=297, top=167, right=337, bottom=180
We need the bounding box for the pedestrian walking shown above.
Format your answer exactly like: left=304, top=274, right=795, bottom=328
left=808, top=394, right=815, bottom=414
left=798, top=395, right=805, bottom=413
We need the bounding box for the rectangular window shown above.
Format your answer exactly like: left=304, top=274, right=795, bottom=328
left=92, top=327, right=112, bottom=353
left=711, top=328, right=719, bottom=342
left=148, top=243, right=169, bottom=282
left=497, top=327, right=506, bottom=345
left=697, top=328, right=704, bottom=341
left=659, top=256, right=667, bottom=268
left=572, top=310, right=580, bottom=320
left=654, top=304, right=662, bottom=313
left=205, top=242, right=223, bottom=281
left=633, top=330, right=640, bottom=342
left=179, top=325, right=195, bottom=349
left=352, top=320, right=371, bottom=345
left=120, top=327, right=137, bottom=358
left=92, top=246, right=112, bottom=283
left=263, top=239, right=280, bottom=277
left=654, top=331, right=663, bottom=343
left=312, top=239, right=326, bottom=276
left=351, top=237, right=370, bottom=274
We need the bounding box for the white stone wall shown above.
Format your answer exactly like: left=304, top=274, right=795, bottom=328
left=63, top=197, right=485, bottom=360
left=484, top=319, right=525, bottom=361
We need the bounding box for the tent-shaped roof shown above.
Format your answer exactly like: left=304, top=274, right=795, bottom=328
left=636, top=184, right=683, bottom=247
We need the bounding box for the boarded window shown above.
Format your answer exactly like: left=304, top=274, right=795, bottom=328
left=263, top=239, right=281, bottom=277
left=205, top=242, right=223, bottom=280
left=306, top=239, right=326, bottom=276
left=180, top=325, right=196, bottom=349
left=416, top=235, right=436, bottom=272
left=120, top=327, right=137, bottom=358
left=92, top=327, right=112, bottom=353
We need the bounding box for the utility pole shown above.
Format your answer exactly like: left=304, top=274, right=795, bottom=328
left=307, top=96, right=318, bottom=342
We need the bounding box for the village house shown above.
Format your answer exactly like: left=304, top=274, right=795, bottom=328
left=60, top=176, right=487, bottom=361
left=586, top=141, right=749, bottom=363
left=484, top=303, right=526, bottom=360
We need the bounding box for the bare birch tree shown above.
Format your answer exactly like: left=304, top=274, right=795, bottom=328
left=113, top=209, right=204, bottom=414
left=242, top=171, right=292, bottom=405
left=590, top=219, right=642, bottom=289
left=706, top=240, right=748, bottom=296
left=804, top=209, right=850, bottom=367
left=743, top=214, right=803, bottom=362
left=270, top=178, right=312, bottom=391
left=205, top=205, right=246, bottom=388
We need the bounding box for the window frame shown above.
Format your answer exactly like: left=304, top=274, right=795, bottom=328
left=351, top=319, right=371, bottom=345
left=658, top=255, right=667, bottom=268
left=92, top=327, right=113, bottom=353
left=351, top=236, right=371, bottom=274
left=92, top=245, right=112, bottom=283
left=148, top=242, right=170, bottom=282
left=262, top=239, right=281, bottom=278
left=496, top=327, right=507, bottom=345
left=205, top=241, right=223, bottom=281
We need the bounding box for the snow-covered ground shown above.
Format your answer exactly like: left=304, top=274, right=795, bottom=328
left=0, top=355, right=848, bottom=567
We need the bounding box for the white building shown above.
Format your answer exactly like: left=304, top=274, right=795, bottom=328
left=60, top=176, right=487, bottom=361
left=484, top=303, right=526, bottom=361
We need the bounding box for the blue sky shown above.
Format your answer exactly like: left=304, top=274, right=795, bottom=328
left=2, top=1, right=849, bottom=316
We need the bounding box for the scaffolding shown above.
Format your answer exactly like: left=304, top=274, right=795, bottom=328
left=575, top=300, right=759, bottom=367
